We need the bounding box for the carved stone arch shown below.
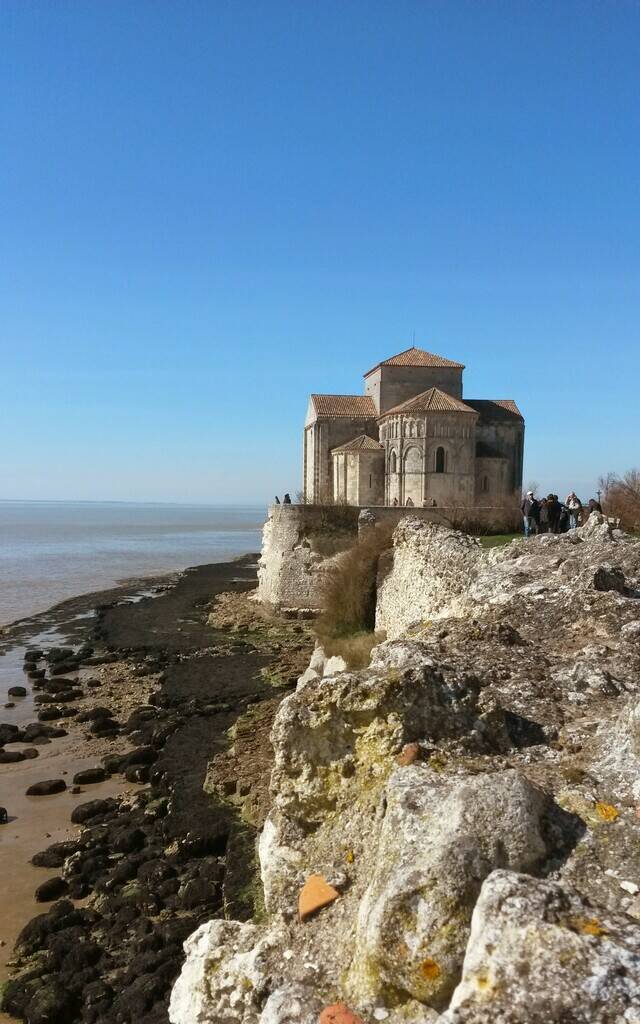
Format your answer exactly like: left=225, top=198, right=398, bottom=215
left=435, top=446, right=446, bottom=473
left=404, top=446, right=422, bottom=473
left=389, top=449, right=397, bottom=474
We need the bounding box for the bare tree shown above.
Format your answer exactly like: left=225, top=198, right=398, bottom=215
left=599, top=470, right=640, bottom=531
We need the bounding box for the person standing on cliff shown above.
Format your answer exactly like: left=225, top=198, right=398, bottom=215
left=521, top=491, right=539, bottom=537
left=565, top=492, right=582, bottom=529
left=283, top=493, right=292, bottom=504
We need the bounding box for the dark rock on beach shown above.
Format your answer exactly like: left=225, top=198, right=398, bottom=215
left=0, top=749, right=25, bottom=764
left=8, top=685, right=28, bottom=697
left=70, top=798, right=118, bottom=824
left=35, top=876, right=69, bottom=902
left=32, top=839, right=82, bottom=868
left=0, top=722, right=20, bottom=744
left=26, top=779, right=67, bottom=796
left=76, top=706, right=115, bottom=723
left=72, top=767, right=107, bottom=785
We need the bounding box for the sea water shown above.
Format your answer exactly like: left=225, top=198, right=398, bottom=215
left=0, top=500, right=265, bottom=625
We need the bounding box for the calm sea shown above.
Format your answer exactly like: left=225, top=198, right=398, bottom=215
left=0, top=501, right=266, bottom=626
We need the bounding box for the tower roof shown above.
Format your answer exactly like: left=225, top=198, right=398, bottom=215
left=380, top=387, right=478, bottom=418
left=331, top=434, right=384, bottom=454
left=364, top=345, right=465, bottom=377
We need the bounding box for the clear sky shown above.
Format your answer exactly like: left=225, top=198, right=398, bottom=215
left=1, top=0, right=638, bottom=504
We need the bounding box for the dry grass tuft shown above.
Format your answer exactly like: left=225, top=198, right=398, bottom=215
left=318, top=630, right=383, bottom=670
left=315, top=526, right=394, bottom=665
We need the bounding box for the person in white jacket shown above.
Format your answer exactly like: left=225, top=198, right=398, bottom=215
left=565, top=492, right=582, bottom=530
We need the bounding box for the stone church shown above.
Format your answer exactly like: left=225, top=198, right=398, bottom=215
left=303, top=346, right=524, bottom=507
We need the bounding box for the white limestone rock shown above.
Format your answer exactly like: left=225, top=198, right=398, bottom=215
left=444, top=869, right=640, bottom=1023
left=296, top=666, right=321, bottom=687
left=376, top=518, right=481, bottom=638
left=169, top=919, right=269, bottom=1024
left=348, top=769, right=552, bottom=1010
left=323, top=654, right=348, bottom=676
left=269, top=657, right=501, bottom=830
left=593, top=697, right=640, bottom=800
left=258, top=809, right=304, bottom=914
left=258, top=985, right=320, bottom=1024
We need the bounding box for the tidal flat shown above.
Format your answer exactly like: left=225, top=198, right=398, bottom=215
left=0, top=556, right=313, bottom=1024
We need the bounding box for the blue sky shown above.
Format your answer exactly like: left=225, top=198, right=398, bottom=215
left=1, top=0, right=638, bottom=503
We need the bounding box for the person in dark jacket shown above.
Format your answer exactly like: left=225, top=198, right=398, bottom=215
left=546, top=494, right=561, bottom=533
left=283, top=493, right=292, bottom=504
left=521, top=491, right=539, bottom=537
left=588, top=497, right=602, bottom=514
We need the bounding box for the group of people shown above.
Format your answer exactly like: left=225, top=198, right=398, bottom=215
left=274, top=494, right=292, bottom=505
left=521, top=491, right=602, bottom=537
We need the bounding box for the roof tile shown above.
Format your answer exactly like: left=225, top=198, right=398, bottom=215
left=466, top=399, right=524, bottom=420
left=331, top=434, right=384, bottom=453
left=310, top=394, right=377, bottom=419
left=381, top=387, right=478, bottom=417
left=364, top=346, right=465, bottom=377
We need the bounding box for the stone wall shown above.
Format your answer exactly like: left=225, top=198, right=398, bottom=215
left=364, top=363, right=464, bottom=412
left=256, top=504, right=520, bottom=611
left=255, top=504, right=359, bottom=609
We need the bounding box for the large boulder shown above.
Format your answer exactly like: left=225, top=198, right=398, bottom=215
left=444, top=870, right=640, bottom=1023
left=348, top=769, right=557, bottom=1010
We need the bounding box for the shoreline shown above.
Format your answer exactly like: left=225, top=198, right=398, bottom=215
left=0, top=554, right=314, bottom=1024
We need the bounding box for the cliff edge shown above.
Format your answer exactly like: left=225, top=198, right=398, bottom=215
left=170, top=514, right=640, bottom=1024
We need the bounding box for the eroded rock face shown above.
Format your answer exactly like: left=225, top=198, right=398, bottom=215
left=444, top=870, right=640, bottom=1023
left=376, top=513, right=640, bottom=640
left=376, top=518, right=482, bottom=638
left=171, top=515, right=640, bottom=1024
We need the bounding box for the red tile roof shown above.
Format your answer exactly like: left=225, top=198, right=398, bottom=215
left=331, top=434, right=384, bottom=453
left=364, top=346, right=465, bottom=377
left=465, top=399, right=524, bottom=420
left=310, top=394, right=378, bottom=419
left=381, top=387, right=478, bottom=417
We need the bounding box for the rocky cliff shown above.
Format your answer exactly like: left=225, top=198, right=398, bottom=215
left=170, top=514, right=640, bottom=1024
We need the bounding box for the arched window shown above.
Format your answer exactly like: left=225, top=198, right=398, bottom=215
left=389, top=450, right=397, bottom=474
left=435, top=446, right=446, bottom=473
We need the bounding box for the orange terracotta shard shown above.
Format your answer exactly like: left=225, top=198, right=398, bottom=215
left=298, top=874, right=340, bottom=921
left=396, top=742, right=420, bottom=766
left=319, top=1003, right=366, bottom=1024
